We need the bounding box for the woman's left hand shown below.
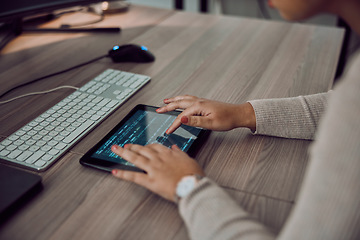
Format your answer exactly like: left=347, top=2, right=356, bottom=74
left=111, top=143, right=205, bottom=202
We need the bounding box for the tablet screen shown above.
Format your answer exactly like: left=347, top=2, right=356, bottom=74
left=90, top=107, right=202, bottom=167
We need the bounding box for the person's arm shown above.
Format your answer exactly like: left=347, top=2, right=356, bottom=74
left=157, top=93, right=330, bottom=141
left=276, top=54, right=360, bottom=239
left=177, top=78, right=357, bottom=239
left=179, top=178, right=276, bottom=240
left=110, top=143, right=277, bottom=239
left=248, top=92, right=329, bottom=140
left=156, top=96, right=257, bottom=134
left=179, top=54, right=360, bottom=239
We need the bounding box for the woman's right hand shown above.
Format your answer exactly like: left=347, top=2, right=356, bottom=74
left=156, top=95, right=256, bottom=134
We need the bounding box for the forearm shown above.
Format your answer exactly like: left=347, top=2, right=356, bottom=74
left=247, top=92, right=330, bottom=140
left=179, top=178, right=276, bottom=240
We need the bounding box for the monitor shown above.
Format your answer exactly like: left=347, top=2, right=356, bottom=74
left=1, top=1, right=113, bottom=22
left=0, top=1, right=119, bottom=51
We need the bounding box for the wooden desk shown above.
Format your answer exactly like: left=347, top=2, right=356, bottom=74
left=0, top=5, right=344, bottom=240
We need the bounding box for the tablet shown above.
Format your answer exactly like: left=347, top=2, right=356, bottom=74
left=80, top=104, right=210, bottom=172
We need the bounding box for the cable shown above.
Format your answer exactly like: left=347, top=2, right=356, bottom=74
left=60, top=14, right=104, bottom=29
left=0, top=54, right=108, bottom=100
left=58, top=7, right=106, bottom=29
left=0, top=85, right=79, bottom=105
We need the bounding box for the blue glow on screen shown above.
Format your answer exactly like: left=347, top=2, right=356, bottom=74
left=91, top=110, right=201, bottom=166
left=141, top=46, right=148, bottom=51
left=113, top=45, right=119, bottom=51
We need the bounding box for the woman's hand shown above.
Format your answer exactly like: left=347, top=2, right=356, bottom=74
left=156, top=95, right=256, bottom=134
left=111, top=143, right=205, bottom=202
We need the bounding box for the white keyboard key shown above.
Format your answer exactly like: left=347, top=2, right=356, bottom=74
left=0, top=149, right=10, bottom=156
left=29, top=146, right=40, bottom=152
left=18, top=145, right=29, bottom=151
left=27, top=139, right=36, bottom=145
left=90, top=115, right=100, bottom=121
left=123, top=80, right=132, bottom=87
left=27, top=130, right=37, bottom=136
left=48, top=140, right=58, bottom=146
left=48, top=149, right=59, bottom=155
left=36, top=140, right=47, bottom=147
left=8, top=150, right=22, bottom=159
left=20, top=135, right=31, bottom=141
left=26, top=151, right=45, bottom=164
left=92, top=96, right=103, bottom=103
left=14, top=140, right=24, bottom=145
left=41, top=145, right=52, bottom=151
left=32, top=135, right=42, bottom=140
left=42, top=154, right=53, bottom=161
left=98, top=98, right=110, bottom=107
left=55, top=143, right=67, bottom=150
left=63, top=120, right=94, bottom=144
left=106, top=100, right=118, bottom=108
left=22, top=126, right=32, bottom=131
left=124, top=89, right=133, bottom=94
left=8, top=135, right=19, bottom=141
left=53, top=136, right=64, bottom=141
left=60, top=131, right=71, bottom=137
left=17, top=151, right=33, bottom=162
left=130, top=81, right=141, bottom=89
left=35, top=160, right=46, bottom=167
left=6, top=145, right=17, bottom=151
left=28, top=122, right=38, bottom=127
left=96, top=111, right=106, bottom=116
left=2, top=140, right=12, bottom=146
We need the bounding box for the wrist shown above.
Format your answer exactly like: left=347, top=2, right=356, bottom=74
left=174, top=174, right=204, bottom=203
left=235, top=103, right=256, bottom=131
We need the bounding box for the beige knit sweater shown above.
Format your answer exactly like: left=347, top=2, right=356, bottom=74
left=178, top=51, right=360, bottom=240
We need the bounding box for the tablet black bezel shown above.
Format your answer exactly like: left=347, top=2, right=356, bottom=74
left=79, top=104, right=210, bottom=173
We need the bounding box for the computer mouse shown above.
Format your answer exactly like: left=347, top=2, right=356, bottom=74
left=108, top=44, right=155, bottom=63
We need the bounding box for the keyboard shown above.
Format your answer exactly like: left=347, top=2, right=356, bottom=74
left=0, top=69, right=151, bottom=171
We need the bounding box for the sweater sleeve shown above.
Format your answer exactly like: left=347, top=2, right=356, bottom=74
left=178, top=52, right=360, bottom=240
left=248, top=92, right=329, bottom=140
left=277, top=52, right=360, bottom=240
left=179, top=178, right=276, bottom=240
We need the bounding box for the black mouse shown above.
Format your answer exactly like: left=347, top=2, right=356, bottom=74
left=108, top=44, right=155, bottom=63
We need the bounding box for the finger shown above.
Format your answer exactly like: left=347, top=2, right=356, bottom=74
left=147, top=143, right=170, bottom=153
left=165, top=118, right=182, bottom=134
left=165, top=106, right=203, bottom=134
left=112, top=169, right=148, bottom=187
left=171, top=144, right=182, bottom=151
left=126, top=144, right=160, bottom=160
left=185, top=115, right=212, bottom=129
left=111, top=145, right=150, bottom=171
left=164, top=95, right=196, bottom=104
left=156, top=98, right=196, bottom=113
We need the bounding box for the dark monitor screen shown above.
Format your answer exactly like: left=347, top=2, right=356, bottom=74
left=1, top=1, right=111, bottom=22
left=0, top=1, right=119, bottom=52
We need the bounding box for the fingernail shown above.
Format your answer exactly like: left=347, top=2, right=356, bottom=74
left=112, top=169, right=118, bottom=175
left=181, top=116, right=188, bottom=124
left=124, top=144, right=129, bottom=148
left=163, top=98, right=169, bottom=102
left=111, top=145, right=118, bottom=151
left=156, top=108, right=161, bottom=112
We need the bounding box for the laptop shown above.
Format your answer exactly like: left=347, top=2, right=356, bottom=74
left=0, top=164, right=42, bottom=223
